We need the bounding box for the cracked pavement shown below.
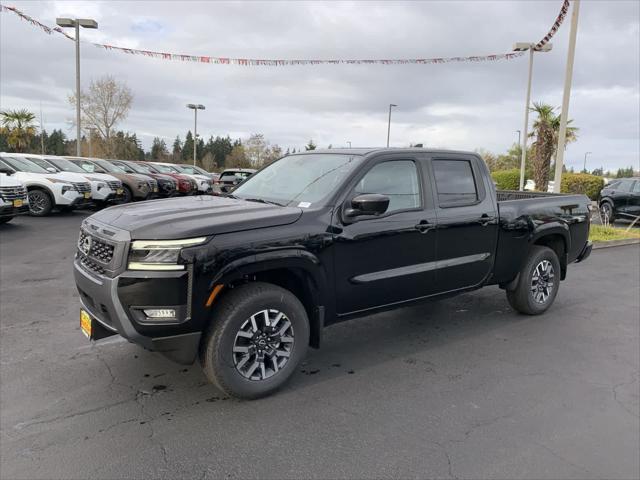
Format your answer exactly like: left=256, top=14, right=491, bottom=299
left=1, top=213, right=638, bottom=479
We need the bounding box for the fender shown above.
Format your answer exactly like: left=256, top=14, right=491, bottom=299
left=25, top=183, right=55, bottom=202
left=529, top=222, right=571, bottom=253
left=208, top=248, right=330, bottom=311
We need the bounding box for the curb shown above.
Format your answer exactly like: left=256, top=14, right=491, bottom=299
left=593, top=238, right=640, bottom=250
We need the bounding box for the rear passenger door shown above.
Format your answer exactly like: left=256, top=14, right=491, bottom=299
left=428, top=155, right=499, bottom=293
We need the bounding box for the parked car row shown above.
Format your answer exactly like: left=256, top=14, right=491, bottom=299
left=598, top=177, right=640, bottom=222
left=0, top=152, right=254, bottom=219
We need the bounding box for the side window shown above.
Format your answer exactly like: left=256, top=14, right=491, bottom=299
left=432, top=160, right=478, bottom=207
left=354, top=160, right=421, bottom=213
left=220, top=172, right=234, bottom=179
left=632, top=181, right=640, bottom=194
left=618, top=179, right=634, bottom=192
left=80, top=162, right=95, bottom=173
left=606, top=180, right=620, bottom=190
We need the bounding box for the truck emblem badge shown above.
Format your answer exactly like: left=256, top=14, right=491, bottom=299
left=79, top=235, right=92, bottom=255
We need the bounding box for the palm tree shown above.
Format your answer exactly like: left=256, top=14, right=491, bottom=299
left=0, top=109, right=37, bottom=153
left=529, top=103, right=579, bottom=191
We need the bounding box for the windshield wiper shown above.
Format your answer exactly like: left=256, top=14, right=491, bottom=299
left=242, top=197, right=285, bottom=207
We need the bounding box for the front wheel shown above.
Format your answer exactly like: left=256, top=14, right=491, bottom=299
left=200, top=282, right=309, bottom=399
left=28, top=189, right=53, bottom=216
left=506, top=246, right=561, bottom=315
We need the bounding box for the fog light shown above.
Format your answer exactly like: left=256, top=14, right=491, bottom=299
left=143, top=309, right=176, bottom=319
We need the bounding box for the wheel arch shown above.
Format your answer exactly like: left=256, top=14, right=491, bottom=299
left=531, top=228, right=569, bottom=280
left=206, top=250, right=329, bottom=349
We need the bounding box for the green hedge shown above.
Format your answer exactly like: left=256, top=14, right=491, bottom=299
left=491, top=169, right=520, bottom=190
left=560, top=173, right=604, bottom=200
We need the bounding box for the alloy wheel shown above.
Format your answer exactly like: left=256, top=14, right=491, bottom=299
left=530, top=259, right=555, bottom=304
left=232, top=309, right=294, bottom=381
left=28, top=191, right=47, bottom=214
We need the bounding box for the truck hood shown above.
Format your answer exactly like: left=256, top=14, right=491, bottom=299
left=78, top=172, right=120, bottom=183
left=90, top=195, right=303, bottom=239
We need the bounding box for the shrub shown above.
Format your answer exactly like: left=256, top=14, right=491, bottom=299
left=491, top=169, right=520, bottom=190
left=560, top=173, right=604, bottom=200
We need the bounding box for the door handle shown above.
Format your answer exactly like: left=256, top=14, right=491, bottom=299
left=479, top=213, right=494, bottom=226
left=415, top=220, right=432, bottom=233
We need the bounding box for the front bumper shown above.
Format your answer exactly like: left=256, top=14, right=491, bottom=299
left=73, top=259, right=201, bottom=364
left=0, top=203, right=29, bottom=218
left=575, top=240, right=593, bottom=263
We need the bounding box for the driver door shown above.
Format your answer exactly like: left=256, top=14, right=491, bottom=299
left=332, top=156, right=438, bottom=316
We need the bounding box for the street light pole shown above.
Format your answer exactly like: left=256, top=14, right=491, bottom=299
left=553, top=0, right=581, bottom=193
left=386, top=104, right=397, bottom=147
left=583, top=151, right=592, bottom=172
left=513, top=42, right=553, bottom=191
left=56, top=17, right=98, bottom=157
left=187, top=104, right=205, bottom=166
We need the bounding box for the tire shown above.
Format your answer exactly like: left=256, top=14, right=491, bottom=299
left=27, top=189, right=53, bottom=216
left=506, top=246, right=561, bottom=315
left=121, top=185, right=133, bottom=203
left=600, top=201, right=615, bottom=223
left=200, top=282, right=309, bottom=399
left=0, top=217, right=13, bottom=224
left=58, top=205, right=76, bottom=213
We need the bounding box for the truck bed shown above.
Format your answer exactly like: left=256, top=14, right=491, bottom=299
left=496, top=189, right=566, bottom=202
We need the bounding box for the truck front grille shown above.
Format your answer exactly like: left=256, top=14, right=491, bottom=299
left=73, top=182, right=91, bottom=193
left=78, top=230, right=115, bottom=264
left=0, top=186, right=27, bottom=201
left=78, top=254, right=106, bottom=275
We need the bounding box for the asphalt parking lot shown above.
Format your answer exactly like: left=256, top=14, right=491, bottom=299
left=1, top=212, right=638, bottom=480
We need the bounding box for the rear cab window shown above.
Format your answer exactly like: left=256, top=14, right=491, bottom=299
left=432, top=159, right=480, bottom=207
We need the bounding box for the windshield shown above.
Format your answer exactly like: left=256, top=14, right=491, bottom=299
left=47, top=158, right=87, bottom=174
left=124, top=162, right=149, bottom=174
left=233, top=154, right=363, bottom=207
left=154, top=164, right=179, bottom=174
left=93, top=159, right=125, bottom=173
left=0, top=156, right=49, bottom=174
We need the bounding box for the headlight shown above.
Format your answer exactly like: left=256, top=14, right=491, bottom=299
left=128, top=237, right=208, bottom=271
left=137, top=182, right=147, bottom=189
left=61, top=184, right=75, bottom=194
left=97, top=182, right=107, bottom=190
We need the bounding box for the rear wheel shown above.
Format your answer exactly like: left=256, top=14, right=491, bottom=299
left=28, top=189, right=53, bottom=216
left=506, top=246, right=561, bottom=315
left=200, top=282, right=309, bottom=399
left=600, top=201, right=615, bottom=223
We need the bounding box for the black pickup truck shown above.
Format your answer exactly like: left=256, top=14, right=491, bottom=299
left=74, top=148, right=592, bottom=398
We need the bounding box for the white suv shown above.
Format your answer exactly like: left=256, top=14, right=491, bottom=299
left=0, top=154, right=92, bottom=216
left=0, top=168, right=29, bottom=224
left=21, top=154, right=124, bottom=207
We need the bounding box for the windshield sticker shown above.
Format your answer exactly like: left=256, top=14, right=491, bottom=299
left=297, top=202, right=312, bottom=208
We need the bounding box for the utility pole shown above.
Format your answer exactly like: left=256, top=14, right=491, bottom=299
left=39, top=102, right=45, bottom=155
left=187, top=104, right=205, bottom=166
left=56, top=17, right=98, bottom=156
left=386, top=104, right=397, bottom=147
left=553, top=0, right=581, bottom=192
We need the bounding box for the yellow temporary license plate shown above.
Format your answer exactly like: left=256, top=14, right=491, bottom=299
left=116, top=188, right=123, bottom=195
left=84, top=192, right=90, bottom=199
left=80, top=309, right=92, bottom=339
left=13, top=199, right=23, bottom=207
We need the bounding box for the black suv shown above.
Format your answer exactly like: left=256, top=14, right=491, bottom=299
left=598, top=177, right=640, bottom=222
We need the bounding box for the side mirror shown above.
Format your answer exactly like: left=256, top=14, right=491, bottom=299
left=0, top=167, right=14, bottom=176
left=344, top=194, right=390, bottom=218
left=46, top=167, right=57, bottom=173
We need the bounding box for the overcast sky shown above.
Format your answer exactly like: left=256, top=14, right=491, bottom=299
left=1, top=0, right=639, bottom=171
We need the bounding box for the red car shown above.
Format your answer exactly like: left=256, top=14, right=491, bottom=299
left=135, top=161, right=197, bottom=195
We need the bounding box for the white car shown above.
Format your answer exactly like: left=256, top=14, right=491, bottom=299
left=0, top=154, right=92, bottom=216
left=152, top=162, right=213, bottom=194
left=0, top=167, right=29, bottom=224
left=21, top=154, right=124, bottom=206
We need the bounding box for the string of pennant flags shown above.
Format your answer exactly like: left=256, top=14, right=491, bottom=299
left=0, top=1, right=570, bottom=67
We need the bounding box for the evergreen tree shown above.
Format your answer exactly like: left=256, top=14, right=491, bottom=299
left=150, top=137, right=169, bottom=160
left=172, top=136, right=182, bottom=161
left=305, top=139, right=316, bottom=151
left=182, top=131, right=194, bottom=163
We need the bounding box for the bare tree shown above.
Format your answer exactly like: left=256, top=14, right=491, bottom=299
left=69, top=75, right=133, bottom=157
